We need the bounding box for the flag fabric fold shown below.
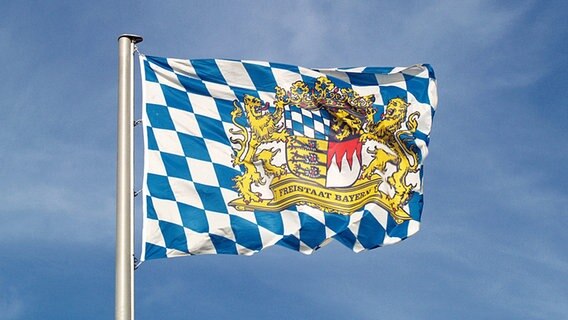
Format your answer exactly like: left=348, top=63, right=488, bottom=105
left=140, top=54, right=437, bottom=260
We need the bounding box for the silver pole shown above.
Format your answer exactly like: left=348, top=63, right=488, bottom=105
left=116, top=34, right=142, bottom=320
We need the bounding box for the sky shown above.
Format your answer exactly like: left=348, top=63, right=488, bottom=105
left=1, top=1, right=567, bottom=319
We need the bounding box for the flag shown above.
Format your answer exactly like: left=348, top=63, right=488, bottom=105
left=140, top=55, right=437, bottom=260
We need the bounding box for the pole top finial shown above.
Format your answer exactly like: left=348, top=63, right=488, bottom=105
left=118, top=34, right=143, bottom=43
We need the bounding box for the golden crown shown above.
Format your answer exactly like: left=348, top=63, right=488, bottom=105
left=275, top=76, right=376, bottom=117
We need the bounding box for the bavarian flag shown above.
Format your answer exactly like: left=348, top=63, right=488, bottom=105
left=140, top=55, right=437, bottom=260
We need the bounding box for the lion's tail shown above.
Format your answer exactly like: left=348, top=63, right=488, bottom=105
left=230, top=100, right=249, bottom=165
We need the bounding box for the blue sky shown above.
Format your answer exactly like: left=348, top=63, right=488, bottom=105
left=1, top=1, right=567, bottom=319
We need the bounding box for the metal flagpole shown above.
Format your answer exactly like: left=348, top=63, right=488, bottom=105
left=116, top=34, right=143, bottom=320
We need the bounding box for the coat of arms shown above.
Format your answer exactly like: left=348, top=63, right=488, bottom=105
left=228, top=77, right=422, bottom=223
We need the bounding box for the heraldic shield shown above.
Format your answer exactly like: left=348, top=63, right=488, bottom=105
left=227, top=76, right=423, bottom=224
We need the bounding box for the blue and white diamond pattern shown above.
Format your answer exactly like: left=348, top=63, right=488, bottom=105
left=141, top=55, right=437, bottom=260
left=284, top=105, right=330, bottom=140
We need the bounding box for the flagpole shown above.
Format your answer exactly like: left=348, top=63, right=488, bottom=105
left=116, top=34, right=142, bottom=320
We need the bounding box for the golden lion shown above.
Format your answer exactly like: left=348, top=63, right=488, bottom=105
left=359, top=97, right=421, bottom=222
left=230, top=94, right=288, bottom=203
